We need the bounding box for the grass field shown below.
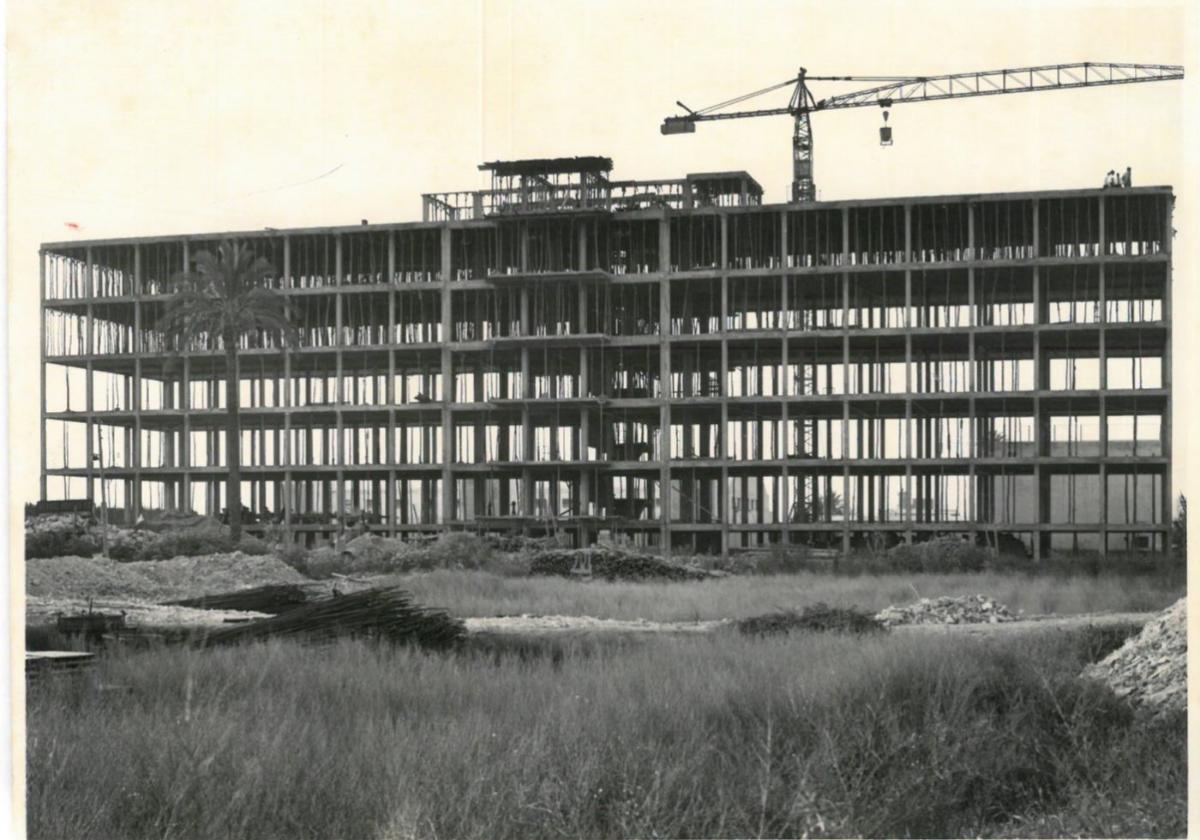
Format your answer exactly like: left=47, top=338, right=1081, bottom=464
left=381, top=568, right=1184, bottom=621
left=27, top=626, right=1184, bottom=840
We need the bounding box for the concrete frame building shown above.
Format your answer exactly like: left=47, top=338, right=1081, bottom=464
left=40, top=157, right=1172, bottom=557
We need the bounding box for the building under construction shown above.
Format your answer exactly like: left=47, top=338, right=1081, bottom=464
left=40, top=156, right=1173, bottom=558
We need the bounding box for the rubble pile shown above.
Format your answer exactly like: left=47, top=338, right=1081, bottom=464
left=27, top=556, right=162, bottom=600
left=25, top=596, right=267, bottom=630
left=1083, top=598, right=1186, bottom=714
left=27, top=552, right=307, bottom=602
left=25, top=513, right=90, bottom=536
left=875, top=594, right=1018, bottom=627
left=529, top=547, right=712, bottom=582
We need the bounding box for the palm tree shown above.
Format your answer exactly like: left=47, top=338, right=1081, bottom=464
left=160, top=241, right=295, bottom=541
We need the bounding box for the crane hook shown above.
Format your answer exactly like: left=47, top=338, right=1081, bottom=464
left=879, top=109, right=893, bottom=146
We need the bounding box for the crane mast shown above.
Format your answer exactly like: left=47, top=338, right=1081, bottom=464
left=790, top=68, right=817, bottom=202
left=662, top=62, right=1184, bottom=202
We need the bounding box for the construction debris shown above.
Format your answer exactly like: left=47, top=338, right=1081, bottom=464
left=26, top=552, right=307, bottom=603
left=25, top=512, right=91, bottom=536
left=529, top=547, right=712, bottom=582
left=165, top=578, right=375, bottom=614
left=1083, top=598, right=1185, bottom=715
left=56, top=607, right=127, bottom=647
left=165, top=584, right=314, bottom=614
left=875, top=595, right=1018, bottom=627
left=737, top=603, right=886, bottom=636
left=26, top=596, right=268, bottom=630
left=195, top=587, right=465, bottom=650
left=26, top=651, right=96, bottom=682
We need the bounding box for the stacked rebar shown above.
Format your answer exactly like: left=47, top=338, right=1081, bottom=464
left=195, top=587, right=465, bottom=649
left=166, top=584, right=314, bottom=614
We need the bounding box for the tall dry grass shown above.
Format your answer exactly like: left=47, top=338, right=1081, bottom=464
left=382, top=568, right=1183, bottom=621
left=27, top=629, right=1184, bottom=839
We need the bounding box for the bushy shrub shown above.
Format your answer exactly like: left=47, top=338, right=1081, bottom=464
left=280, top=533, right=508, bottom=579
left=106, top=529, right=161, bottom=562
left=479, top=552, right=532, bottom=578
left=292, top=547, right=351, bottom=579
left=25, top=624, right=75, bottom=652
left=26, top=512, right=273, bottom=562
left=884, top=535, right=989, bottom=573
left=736, top=602, right=885, bottom=636
left=706, top=546, right=818, bottom=575
left=25, top=514, right=99, bottom=559
left=106, top=539, right=139, bottom=562
left=133, top=528, right=269, bottom=561
left=276, top=543, right=311, bottom=573
left=421, top=532, right=496, bottom=570
left=529, top=547, right=710, bottom=581
left=26, top=531, right=100, bottom=559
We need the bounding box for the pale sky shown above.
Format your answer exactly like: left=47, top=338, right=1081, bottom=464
left=7, top=0, right=1197, bottom=517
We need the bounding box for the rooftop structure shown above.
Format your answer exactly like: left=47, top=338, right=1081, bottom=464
left=40, top=158, right=1173, bottom=558
left=423, top=156, right=763, bottom=220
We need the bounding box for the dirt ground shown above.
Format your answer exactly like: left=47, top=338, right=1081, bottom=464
left=25, top=553, right=307, bottom=602
left=24, top=553, right=1156, bottom=640
left=463, top=611, right=1153, bottom=637
left=25, top=596, right=268, bottom=629
left=463, top=615, right=729, bottom=635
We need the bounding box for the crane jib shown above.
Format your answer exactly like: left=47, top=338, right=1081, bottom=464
left=660, top=61, right=1183, bottom=202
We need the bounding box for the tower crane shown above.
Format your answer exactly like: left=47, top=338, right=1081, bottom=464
left=661, top=62, right=1183, bottom=202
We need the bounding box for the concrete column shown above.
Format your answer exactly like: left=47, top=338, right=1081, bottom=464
left=966, top=209, right=976, bottom=541
left=333, top=235, right=345, bottom=529
left=904, top=278, right=914, bottom=543
left=1098, top=195, right=1108, bottom=560
left=521, top=403, right=533, bottom=518
left=278, top=237, right=293, bottom=536
left=1161, top=193, right=1173, bottom=553
left=779, top=210, right=790, bottom=542
left=659, top=253, right=672, bottom=555
left=1031, top=198, right=1044, bottom=560
left=841, top=207, right=851, bottom=559
left=576, top=260, right=592, bottom=533
left=719, top=213, right=728, bottom=272
left=82, top=248, right=97, bottom=506
left=39, top=250, right=48, bottom=502
left=579, top=408, right=591, bottom=518
left=382, top=231, right=396, bottom=533
left=720, top=273, right=729, bottom=557
left=440, top=226, right=454, bottom=526
left=127, top=245, right=144, bottom=518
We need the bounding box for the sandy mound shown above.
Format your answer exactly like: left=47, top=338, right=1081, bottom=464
left=25, top=596, right=268, bottom=628
left=26, top=552, right=307, bottom=602
left=1083, top=598, right=1185, bottom=714
left=876, top=594, right=1018, bottom=627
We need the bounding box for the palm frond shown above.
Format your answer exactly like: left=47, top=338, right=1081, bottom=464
left=160, top=239, right=297, bottom=351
